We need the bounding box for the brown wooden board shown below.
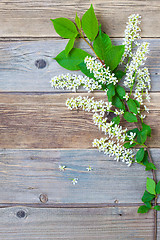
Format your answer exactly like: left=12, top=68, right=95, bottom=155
left=0, top=93, right=159, bottom=149
left=0, top=206, right=157, bottom=240
left=0, top=39, right=159, bottom=92
left=0, top=149, right=159, bottom=204
left=0, top=0, right=160, bottom=38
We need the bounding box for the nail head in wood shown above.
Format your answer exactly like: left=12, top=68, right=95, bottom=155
left=35, top=59, right=47, bottom=69
left=39, top=194, right=48, bottom=203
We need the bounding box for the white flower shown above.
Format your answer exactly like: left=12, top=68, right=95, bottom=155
left=59, top=165, right=66, bottom=171
left=140, top=114, right=146, bottom=119
left=126, top=160, right=133, bottom=167
left=123, top=93, right=129, bottom=101
left=145, top=90, right=151, bottom=102
left=114, top=109, right=124, bottom=115
left=86, top=166, right=93, bottom=171
left=144, top=105, right=149, bottom=113
left=127, top=132, right=136, bottom=141
left=72, top=178, right=78, bottom=185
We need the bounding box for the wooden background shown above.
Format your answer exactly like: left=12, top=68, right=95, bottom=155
left=0, top=0, right=160, bottom=239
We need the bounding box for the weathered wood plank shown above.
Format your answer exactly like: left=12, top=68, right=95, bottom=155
left=0, top=39, right=159, bottom=92
left=0, top=0, right=160, bottom=37
left=0, top=206, right=156, bottom=240
left=0, top=149, right=159, bottom=204
left=0, top=93, right=159, bottom=149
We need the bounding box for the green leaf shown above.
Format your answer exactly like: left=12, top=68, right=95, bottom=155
left=146, top=177, right=156, bottom=195
left=93, top=25, right=112, bottom=60
left=81, top=4, right=98, bottom=41
left=123, top=142, right=137, bottom=149
left=116, top=85, right=126, bottom=99
left=65, top=38, right=75, bottom=56
left=141, top=151, right=149, bottom=166
left=142, top=123, right=151, bottom=137
left=137, top=205, right=150, bottom=213
left=54, top=48, right=90, bottom=70
left=114, top=70, right=125, bottom=80
left=144, top=201, right=152, bottom=209
left=154, top=205, right=160, bottom=211
left=112, top=95, right=125, bottom=110
left=136, top=148, right=145, bottom=163
left=111, top=116, right=120, bottom=125
left=127, top=98, right=138, bottom=114
left=156, top=181, right=160, bottom=195
left=75, top=13, right=81, bottom=29
left=51, top=18, right=78, bottom=39
left=123, top=112, right=138, bottom=123
left=107, top=84, right=115, bottom=102
left=145, top=163, right=157, bottom=171
left=142, top=190, right=155, bottom=202
left=104, top=45, right=125, bottom=71
left=133, top=99, right=140, bottom=108
left=79, top=62, right=95, bottom=79
left=137, top=130, right=148, bottom=144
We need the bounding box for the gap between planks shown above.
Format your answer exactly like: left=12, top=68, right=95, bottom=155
left=0, top=203, right=144, bottom=209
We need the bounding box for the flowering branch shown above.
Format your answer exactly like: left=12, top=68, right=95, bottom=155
left=50, top=5, right=158, bottom=239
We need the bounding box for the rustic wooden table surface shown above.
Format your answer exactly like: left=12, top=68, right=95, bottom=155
left=0, top=1, right=160, bottom=239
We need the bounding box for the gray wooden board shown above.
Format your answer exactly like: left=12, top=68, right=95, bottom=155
left=0, top=206, right=158, bottom=240
left=0, top=39, right=159, bottom=92
left=0, top=149, right=159, bottom=204
left=0, top=0, right=160, bottom=38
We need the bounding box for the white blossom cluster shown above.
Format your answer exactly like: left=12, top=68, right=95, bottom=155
left=66, top=96, right=135, bottom=166
left=123, top=41, right=151, bottom=118
left=122, top=14, right=141, bottom=61
left=92, top=138, right=134, bottom=167
left=50, top=73, right=102, bottom=92
left=84, top=56, right=118, bottom=85
left=66, top=96, right=112, bottom=116
left=133, top=67, right=151, bottom=106
left=124, top=42, right=150, bottom=89
left=50, top=56, right=118, bottom=93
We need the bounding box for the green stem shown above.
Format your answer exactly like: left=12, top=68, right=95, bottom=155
left=133, top=141, right=147, bottom=148
left=79, top=30, right=106, bottom=67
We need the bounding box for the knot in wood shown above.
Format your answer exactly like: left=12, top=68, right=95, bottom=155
left=39, top=193, right=48, bottom=203
left=16, top=210, right=26, bottom=218
left=35, top=59, right=47, bottom=69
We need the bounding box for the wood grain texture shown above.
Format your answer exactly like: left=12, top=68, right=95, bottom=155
left=0, top=206, right=158, bottom=240
left=0, top=149, right=159, bottom=204
left=0, top=92, right=159, bottom=149
left=0, top=206, right=156, bottom=240
left=0, top=39, right=159, bottom=92
left=0, top=0, right=160, bottom=38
